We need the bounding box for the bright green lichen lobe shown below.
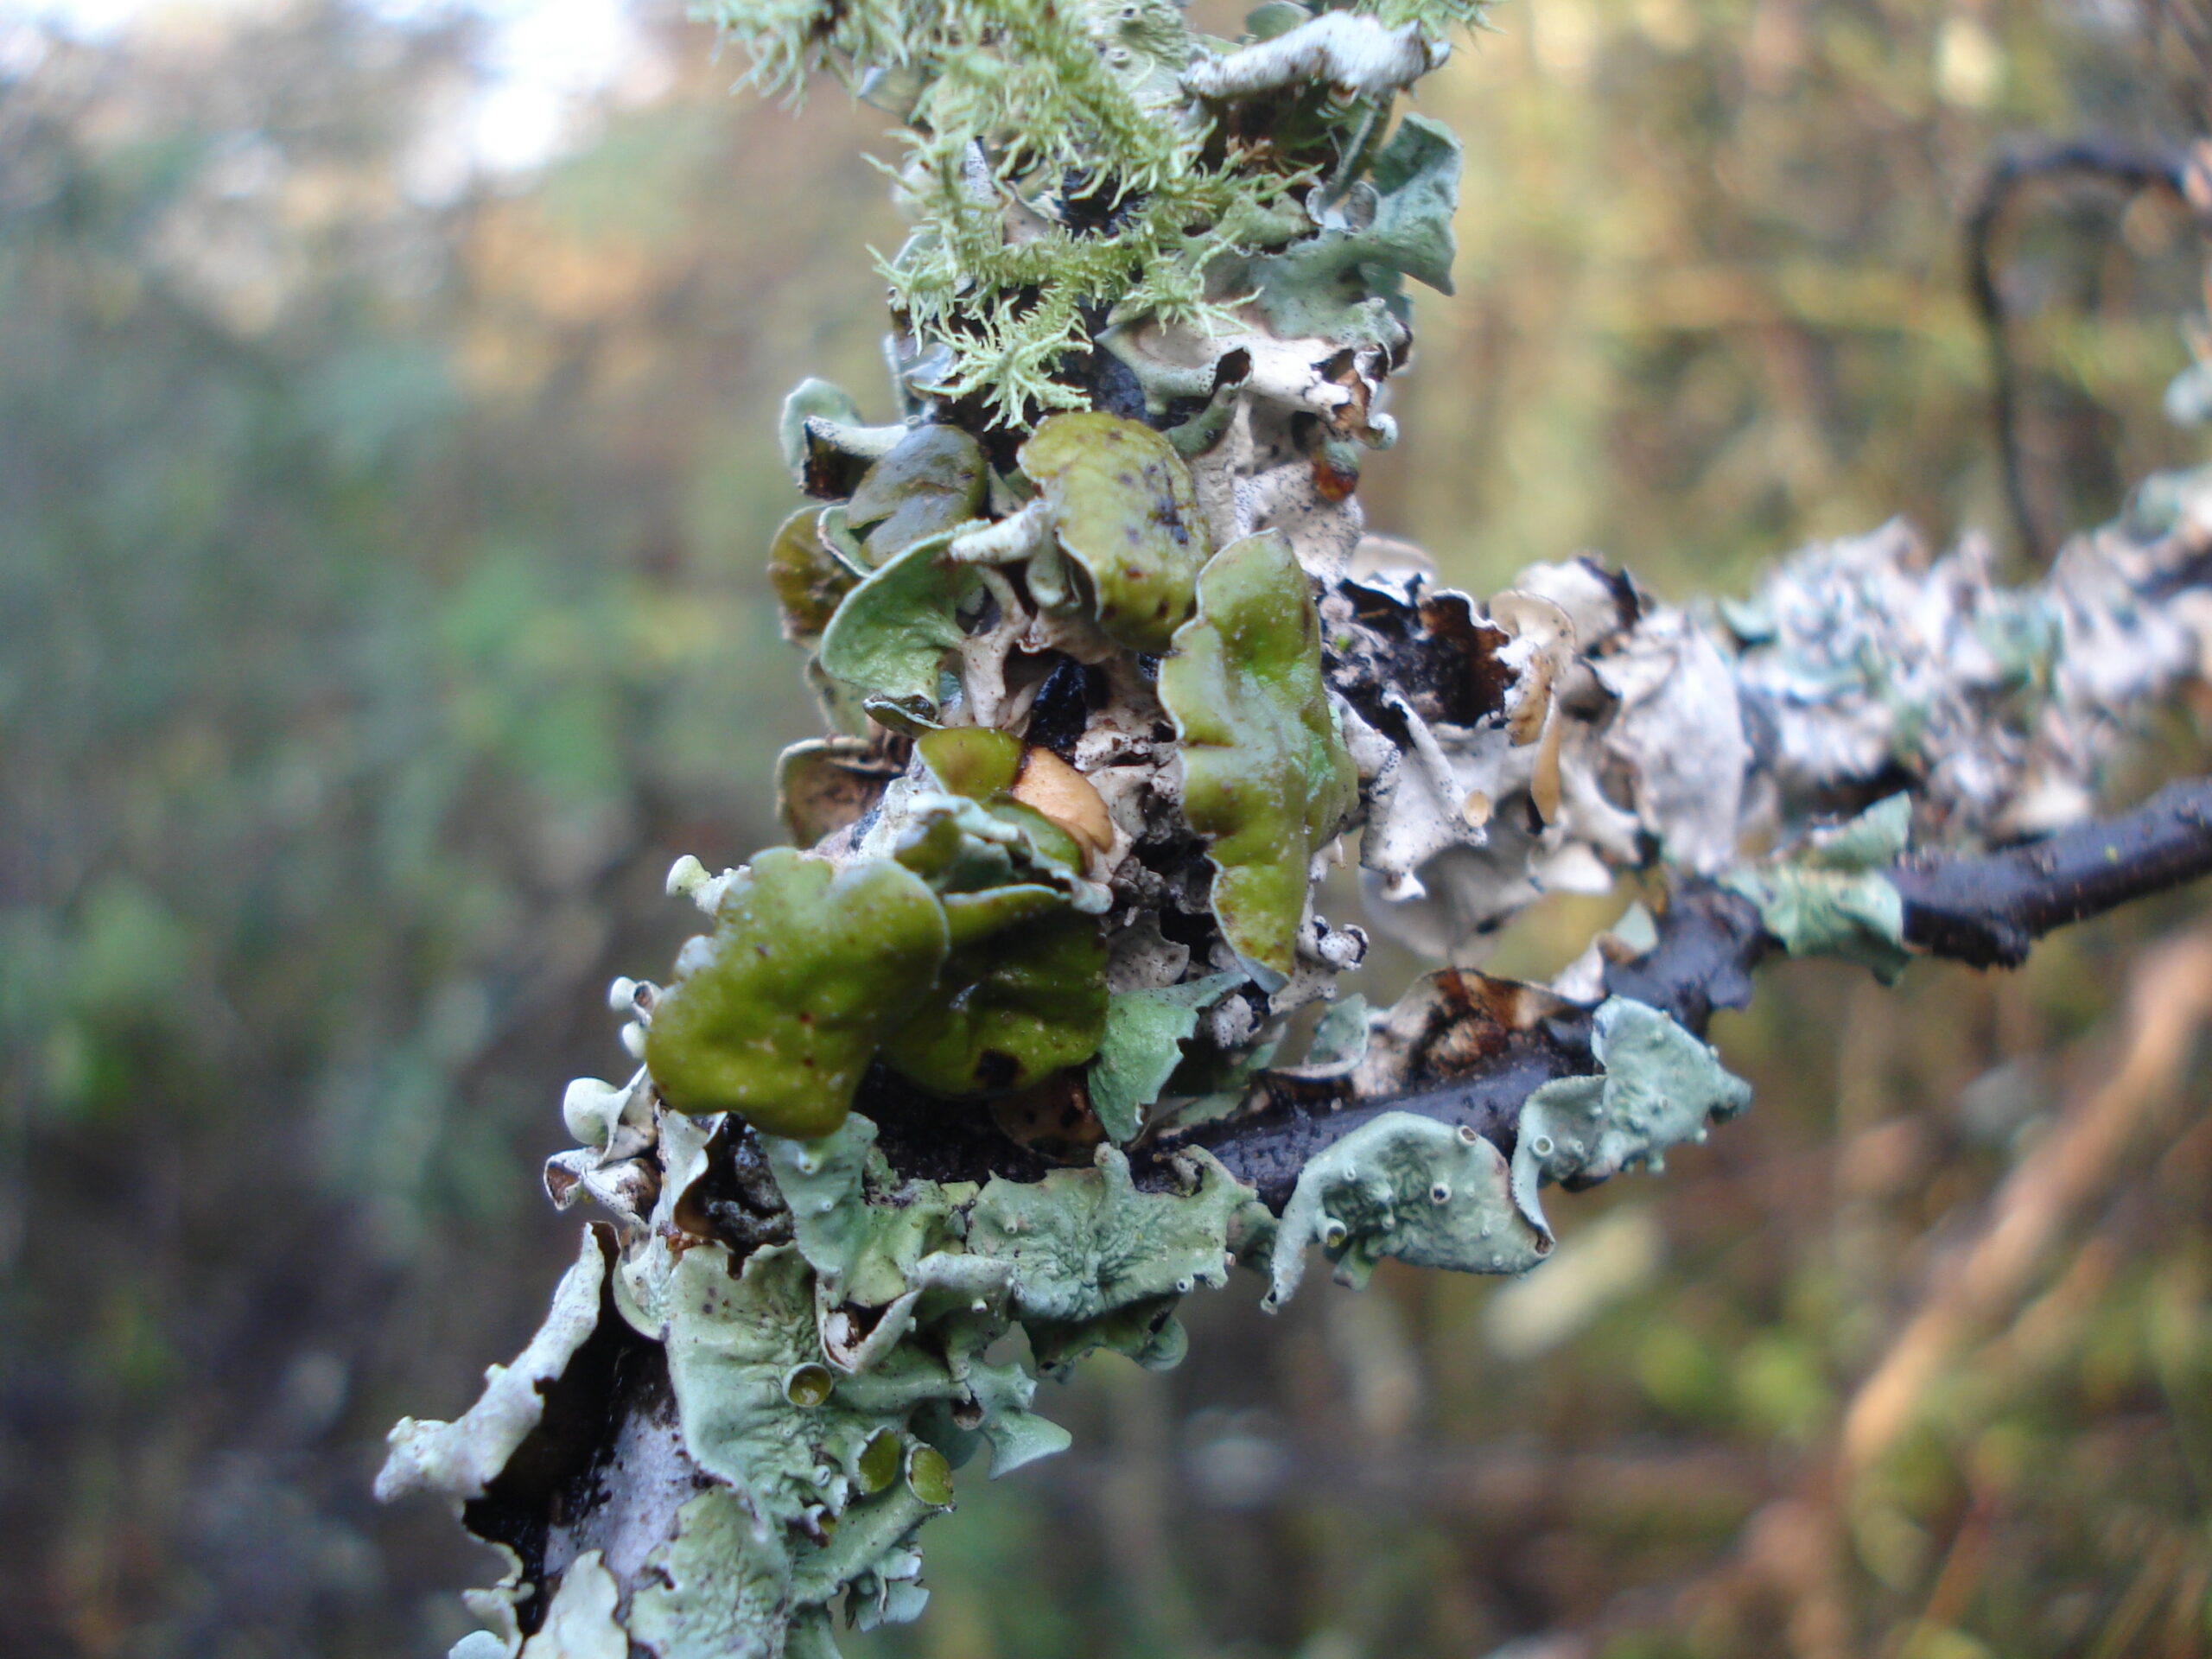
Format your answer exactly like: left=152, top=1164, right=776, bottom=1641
left=912, top=727, right=1091, bottom=874
left=881, top=905, right=1108, bottom=1096
left=917, top=725, right=1024, bottom=800
left=1019, top=412, right=1208, bottom=652
left=767, top=506, right=860, bottom=645
left=847, top=425, right=988, bottom=567
left=644, top=849, right=949, bottom=1134
left=1160, top=529, right=1357, bottom=979
left=874, top=728, right=1110, bottom=1096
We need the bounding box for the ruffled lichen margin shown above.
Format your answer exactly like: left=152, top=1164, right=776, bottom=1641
left=376, top=9, right=2212, bottom=1656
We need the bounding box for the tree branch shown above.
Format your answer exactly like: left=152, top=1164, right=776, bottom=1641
left=1892, top=776, right=2212, bottom=967
left=1965, top=137, right=2196, bottom=563
left=1160, top=779, right=2212, bottom=1211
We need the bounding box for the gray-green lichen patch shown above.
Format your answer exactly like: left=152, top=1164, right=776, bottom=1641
left=814, top=531, right=978, bottom=722
left=519, top=1552, right=627, bottom=1659
left=485, top=1103, right=1282, bottom=1655
left=1509, top=997, right=1752, bottom=1238
left=644, top=849, right=949, bottom=1137
left=664, top=1243, right=893, bottom=1513
left=648, top=1236, right=1031, bottom=1651
left=624, top=1488, right=803, bottom=1659
left=1160, top=530, right=1358, bottom=983
left=965, top=1144, right=1251, bottom=1357
left=1260, top=997, right=1749, bottom=1307
left=1719, top=792, right=1911, bottom=981
left=756, top=1116, right=914, bottom=1306
left=1262, top=1111, right=1548, bottom=1309
left=1085, top=969, right=1245, bottom=1141
left=377, top=1226, right=612, bottom=1505
left=1243, top=113, right=1460, bottom=346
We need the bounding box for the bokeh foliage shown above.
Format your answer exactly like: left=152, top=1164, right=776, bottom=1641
left=0, top=0, right=2208, bottom=1656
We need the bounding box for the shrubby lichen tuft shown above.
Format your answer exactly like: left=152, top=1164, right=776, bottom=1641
left=696, top=0, right=1490, bottom=422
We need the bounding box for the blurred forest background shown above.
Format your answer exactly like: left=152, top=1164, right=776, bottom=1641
left=3, top=0, right=2212, bottom=1654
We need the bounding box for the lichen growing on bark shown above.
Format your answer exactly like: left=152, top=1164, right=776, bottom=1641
left=379, top=5, right=2212, bottom=1655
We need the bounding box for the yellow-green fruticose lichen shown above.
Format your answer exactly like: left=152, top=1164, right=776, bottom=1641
left=702, top=0, right=1490, bottom=420
left=1160, top=528, right=1358, bottom=984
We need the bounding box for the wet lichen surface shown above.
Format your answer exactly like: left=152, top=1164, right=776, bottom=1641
left=374, top=2, right=2212, bottom=1655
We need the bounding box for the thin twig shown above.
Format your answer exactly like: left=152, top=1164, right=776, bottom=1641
left=1965, top=138, right=2192, bottom=564
left=1165, top=779, right=2212, bottom=1210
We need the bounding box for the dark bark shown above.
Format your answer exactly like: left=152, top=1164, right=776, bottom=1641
left=1154, top=887, right=1770, bottom=1211
left=1157, top=778, right=2212, bottom=1210
left=847, top=781, right=2212, bottom=1210
left=1891, top=776, right=2212, bottom=967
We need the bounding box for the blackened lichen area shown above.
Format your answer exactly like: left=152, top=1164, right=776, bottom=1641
left=855, top=1061, right=1058, bottom=1189
left=1027, top=657, right=1109, bottom=758
left=678, top=1120, right=797, bottom=1251
left=1326, top=573, right=1516, bottom=735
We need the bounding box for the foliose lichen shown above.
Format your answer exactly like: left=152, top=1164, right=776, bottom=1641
left=1720, top=793, right=1914, bottom=982
left=1508, top=998, right=1753, bottom=1239
left=390, top=1102, right=1257, bottom=1657
left=1262, top=1110, right=1549, bottom=1308
left=1160, top=528, right=1359, bottom=983
left=1003, top=411, right=1210, bottom=653
left=384, top=7, right=2212, bottom=1656
left=643, top=850, right=950, bottom=1136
